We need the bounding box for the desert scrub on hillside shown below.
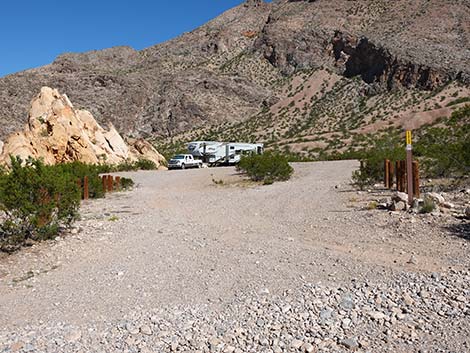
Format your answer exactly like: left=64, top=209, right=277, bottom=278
left=237, top=152, right=293, bottom=185
left=414, top=105, right=470, bottom=178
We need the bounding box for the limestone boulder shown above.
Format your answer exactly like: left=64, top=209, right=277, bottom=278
left=0, top=87, right=166, bottom=168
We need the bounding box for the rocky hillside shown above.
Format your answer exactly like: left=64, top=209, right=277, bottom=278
left=0, top=0, right=469, bottom=156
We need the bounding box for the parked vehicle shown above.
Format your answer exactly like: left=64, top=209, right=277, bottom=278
left=187, top=141, right=263, bottom=166
left=168, top=154, right=203, bottom=169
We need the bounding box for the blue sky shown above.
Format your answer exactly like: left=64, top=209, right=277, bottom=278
left=0, top=0, right=271, bottom=78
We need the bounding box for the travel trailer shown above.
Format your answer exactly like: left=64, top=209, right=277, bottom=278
left=187, top=141, right=263, bottom=166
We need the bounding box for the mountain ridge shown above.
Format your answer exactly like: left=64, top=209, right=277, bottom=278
left=0, top=0, right=468, bottom=156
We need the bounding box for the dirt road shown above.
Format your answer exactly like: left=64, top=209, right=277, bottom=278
left=1, top=161, right=468, bottom=352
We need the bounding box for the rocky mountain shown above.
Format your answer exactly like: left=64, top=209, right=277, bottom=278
left=0, top=87, right=166, bottom=168
left=0, top=0, right=469, bottom=158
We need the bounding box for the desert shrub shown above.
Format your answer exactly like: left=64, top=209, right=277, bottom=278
left=134, top=158, right=157, bottom=170
left=120, top=177, right=134, bottom=190
left=55, top=161, right=106, bottom=199
left=114, top=158, right=158, bottom=172
left=237, top=152, right=293, bottom=184
left=0, top=157, right=81, bottom=251
left=351, top=133, right=405, bottom=189
left=420, top=198, right=436, bottom=214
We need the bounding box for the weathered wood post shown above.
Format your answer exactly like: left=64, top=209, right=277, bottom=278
left=384, top=159, right=390, bottom=188
left=412, top=161, right=420, bottom=198
left=83, top=176, right=89, bottom=200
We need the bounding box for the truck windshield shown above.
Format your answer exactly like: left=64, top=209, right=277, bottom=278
left=173, top=155, right=185, bottom=159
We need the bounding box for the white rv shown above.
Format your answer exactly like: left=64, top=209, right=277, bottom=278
left=188, top=141, right=263, bottom=166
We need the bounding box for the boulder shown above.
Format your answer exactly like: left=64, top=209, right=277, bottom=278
left=392, top=192, right=408, bottom=203
left=0, top=87, right=166, bottom=168
left=465, top=206, right=470, bottom=219
left=425, top=192, right=445, bottom=205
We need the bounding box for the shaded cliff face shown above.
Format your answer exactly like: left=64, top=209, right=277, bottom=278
left=0, top=0, right=468, bottom=142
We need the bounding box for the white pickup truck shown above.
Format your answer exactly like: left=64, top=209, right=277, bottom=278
left=168, top=154, right=203, bottom=170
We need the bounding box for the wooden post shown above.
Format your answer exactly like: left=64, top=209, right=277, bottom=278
left=115, top=176, right=121, bottom=190
left=102, top=176, right=107, bottom=193
left=389, top=162, right=394, bottom=189
left=412, top=161, right=420, bottom=198
left=107, top=175, right=114, bottom=192
left=384, top=159, right=390, bottom=188
left=83, top=176, right=89, bottom=200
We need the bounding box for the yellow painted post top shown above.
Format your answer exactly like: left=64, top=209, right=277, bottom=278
left=406, top=130, right=412, bottom=145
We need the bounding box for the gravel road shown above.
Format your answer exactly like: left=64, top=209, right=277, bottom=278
left=0, top=161, right=468, bottom=352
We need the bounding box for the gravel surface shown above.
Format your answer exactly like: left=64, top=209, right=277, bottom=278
left=0, top=161, right=468, bottom=352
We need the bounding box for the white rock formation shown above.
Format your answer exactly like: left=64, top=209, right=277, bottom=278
left=0, top=87, right=166, bottom=168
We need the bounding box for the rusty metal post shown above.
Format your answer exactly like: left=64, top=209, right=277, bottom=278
left=389, top=162, right=394, bottom=189
left=107, top=175, right=114, bottom=192
left=102, top=176, right=107, bottom=193
left=412, top=161, right=420, bottom=198
left=115, top=176, right=121, bottom=190
left=83, top=176, right=89, bottom=200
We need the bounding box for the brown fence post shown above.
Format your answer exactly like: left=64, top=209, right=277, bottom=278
left=389, top=162, right=395, bottom=189
left=107, top=175, right=114, bottom=192
left=384, top=159, right=390, bottom=188
left=83, top=176, right=89, bottom=200
left=102, top=176, right=107, bottom=193
left=413, top=161, right=420, bottom=198
left=115, top=176, right=121, bottom=190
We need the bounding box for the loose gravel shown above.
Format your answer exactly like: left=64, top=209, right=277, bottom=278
left=0, top=161, right=468, bottom=352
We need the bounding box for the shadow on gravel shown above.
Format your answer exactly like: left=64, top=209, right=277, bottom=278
left=444, top=221, right=470, bottom=241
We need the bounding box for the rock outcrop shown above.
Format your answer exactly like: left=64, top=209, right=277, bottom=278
left=0, top=87, right=166, bottom=168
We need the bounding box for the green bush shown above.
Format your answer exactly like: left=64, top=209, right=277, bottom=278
left=55, top=161, right=106, bottom=199
left=0, top=157, right=81, bottom=251
left=0, top=158, right=137, bottom=252
left=120, top=177, right=135, bottom=190
left=351, top=133, right=405, bottom=189
left=114, top=158, right=158, bottom=172
left=237, top=152, right=293, bottom=184
left=420, top=198, right=436, bottom=214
